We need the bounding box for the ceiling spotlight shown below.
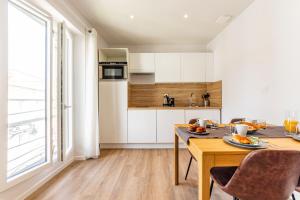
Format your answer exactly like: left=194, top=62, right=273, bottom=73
left=183, top=14, right=189, bottom=19
left=130, top=15, right=135, bottom=19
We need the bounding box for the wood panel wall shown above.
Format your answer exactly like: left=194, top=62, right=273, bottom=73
left=128, top=81, right=222, bottom=107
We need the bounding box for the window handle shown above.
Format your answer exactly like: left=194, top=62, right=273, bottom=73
left=63, top=104, right=72, bottom=110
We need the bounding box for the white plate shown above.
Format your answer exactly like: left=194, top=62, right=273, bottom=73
left=292, top=134, right=300, bottom=142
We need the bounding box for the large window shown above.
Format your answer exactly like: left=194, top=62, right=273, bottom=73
left=7, top=1, right=50, bottom=179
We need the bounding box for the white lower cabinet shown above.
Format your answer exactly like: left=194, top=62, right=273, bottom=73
left=126, top=109, right=221, bottom=145
left=157, top=110, right=185, bottom=143
left=128, top=110, right=157, bottom=143
left=185, top=109, right=221, bottom=124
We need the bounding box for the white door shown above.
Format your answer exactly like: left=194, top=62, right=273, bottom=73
left=61, top=25, right=73, bottom=160
left=128, top=110, right=156, bottom=143
left=155, top=53, right=181, bottom=83
left=181, top=53, right=206, bottom=82
left=157, top=110, right=185, bottom=143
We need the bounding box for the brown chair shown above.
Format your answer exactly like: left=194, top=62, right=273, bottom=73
left=210, top=150, right=300, bottom=200
left=185, top=118, right=243, bottom=180
left=185, top=118, right=197, bottom=180
left=230, top=118, right=245, bottom=124
left=292, top=181, right=300, bottom=200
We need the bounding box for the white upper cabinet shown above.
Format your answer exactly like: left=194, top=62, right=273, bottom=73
left=154, top=52, right=214, bottom=83
left=157, top=110, right=185, bottom=143
left=155, top=53, right=181, bottom=83
left=181, top=53, right=206, bottom=82
left=129, top=53, right=155, bottom=73
left=128, top=110, right=157, bottom=143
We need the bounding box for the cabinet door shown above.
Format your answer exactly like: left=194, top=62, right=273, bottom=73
left=128, top=110, right=157, bottom=143
left=99, top=81, right=128, bottom=143
left=181, top=53, right=205, bottom=82
left=155, top=53, right=181, bottom=83
left=185, top=109, right=221, bottom=123
left=157, top=110, right=185, bottom=143
left=129, top=53, right=155, bottom=73
left=205, top=53, right=214, bottom=82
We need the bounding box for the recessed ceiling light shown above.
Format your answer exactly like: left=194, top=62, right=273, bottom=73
left=130, top=15, right=135, bottom=19
left=183, top=14, right=189, bottom=19
left=216, top=15, right=232, bottom=24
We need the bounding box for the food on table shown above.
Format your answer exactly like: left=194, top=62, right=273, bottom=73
left=284, top=119, right=299, bottom=133
left=205, top=120, right=218, bottom=128
left=232, top=134, right=260, bottom=145
left=240, top=121, right=259, bottom=130
left=188, top=124, right=206, bottom=133
left=218, top=124, right=226, bottom=128
left=232, top=134, right=251, bottom=144
left=206, top=120, right=214, bottom=125
left=196, top=126, right=206, bottom=133
left=255, top=120, right=267, bottom=129
left=188, top=124, right=198, bottom=132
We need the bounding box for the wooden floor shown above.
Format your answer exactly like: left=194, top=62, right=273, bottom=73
left=27, top=149, right=231, bottom=200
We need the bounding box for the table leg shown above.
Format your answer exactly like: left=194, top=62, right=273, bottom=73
left=198, top=154, right=214, bottom=200
left=174, top=133, right=179, bottom=185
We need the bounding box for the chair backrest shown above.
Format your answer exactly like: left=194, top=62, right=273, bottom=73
left=230, top=118, right=245, bottom=124
left=225, top=150, right=300, bottom=200
left=188, top=119, right=197, bottom=124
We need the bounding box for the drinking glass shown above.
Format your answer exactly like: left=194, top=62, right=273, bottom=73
left=256, top=119, right=267, bottom=129
left=284, top=111, right=299, bottom=134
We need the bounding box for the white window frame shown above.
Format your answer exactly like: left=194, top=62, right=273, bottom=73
left=62, top=26, right=74, bottom=159
left=0, top=0, right=53, bottom=191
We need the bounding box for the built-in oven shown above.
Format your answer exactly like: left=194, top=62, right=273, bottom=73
left=99, top=62, right=128, bottom=80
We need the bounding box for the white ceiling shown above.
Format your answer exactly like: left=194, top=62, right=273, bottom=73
left=67, top=0, right=254, bottom=45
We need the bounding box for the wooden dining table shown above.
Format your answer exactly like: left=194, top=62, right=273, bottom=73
left=174, top=124, right=300, bottom=200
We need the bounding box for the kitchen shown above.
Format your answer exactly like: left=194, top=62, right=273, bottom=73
left=1, top=0, right=300, bottom=200
left=99, top=49, right=222, bottom=148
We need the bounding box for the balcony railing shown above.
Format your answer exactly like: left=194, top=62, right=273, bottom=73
left=7, top=81, right=47, bottom=179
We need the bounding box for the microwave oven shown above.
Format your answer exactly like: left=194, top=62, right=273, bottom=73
left=99, top=62, right=128, bottom=80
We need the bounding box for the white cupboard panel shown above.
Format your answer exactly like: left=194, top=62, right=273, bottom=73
left=157, top=110, right=185, bottom=143
left=128, top=110, right=157, bottom=143
left=155, top=53, right=181, bottom=83
left=129, top=53, right=155, bottom=73
left=99, top=81, right=128, bottom=143
left=185, top=109, right=221, bottom=124
left=181, top=53, right=205, bottom=82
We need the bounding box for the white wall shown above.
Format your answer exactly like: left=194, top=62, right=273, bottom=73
left=208, top=0, right=300, bottom=125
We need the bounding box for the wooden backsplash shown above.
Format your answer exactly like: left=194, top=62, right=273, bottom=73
left=128, top=81, right=222, bottom=107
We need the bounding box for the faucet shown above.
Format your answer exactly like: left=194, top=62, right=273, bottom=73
left=189, top=93, right=196, bottom=107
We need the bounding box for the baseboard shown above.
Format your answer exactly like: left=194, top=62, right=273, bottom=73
left=100, top=143, right=187, bottom=149
left=17, top=158, right=74, bottom=200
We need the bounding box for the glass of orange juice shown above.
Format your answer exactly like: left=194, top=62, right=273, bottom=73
left=284, top=111, right=299, bottom=134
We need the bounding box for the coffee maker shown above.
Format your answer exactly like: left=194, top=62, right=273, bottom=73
left=163, top=94, right=175, bottom=107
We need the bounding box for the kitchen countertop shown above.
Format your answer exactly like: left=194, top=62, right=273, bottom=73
left=128, top=106, right=222, bottom=110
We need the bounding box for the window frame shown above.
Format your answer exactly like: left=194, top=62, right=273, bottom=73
left=63, top=27, right=74, bottom=158
left=0, top=0, right=53, bottom=191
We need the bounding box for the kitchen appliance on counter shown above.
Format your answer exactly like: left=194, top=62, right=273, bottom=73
left=99, top=61, right=128, bottom=80
left=163, top=94, right=175, bottom=107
